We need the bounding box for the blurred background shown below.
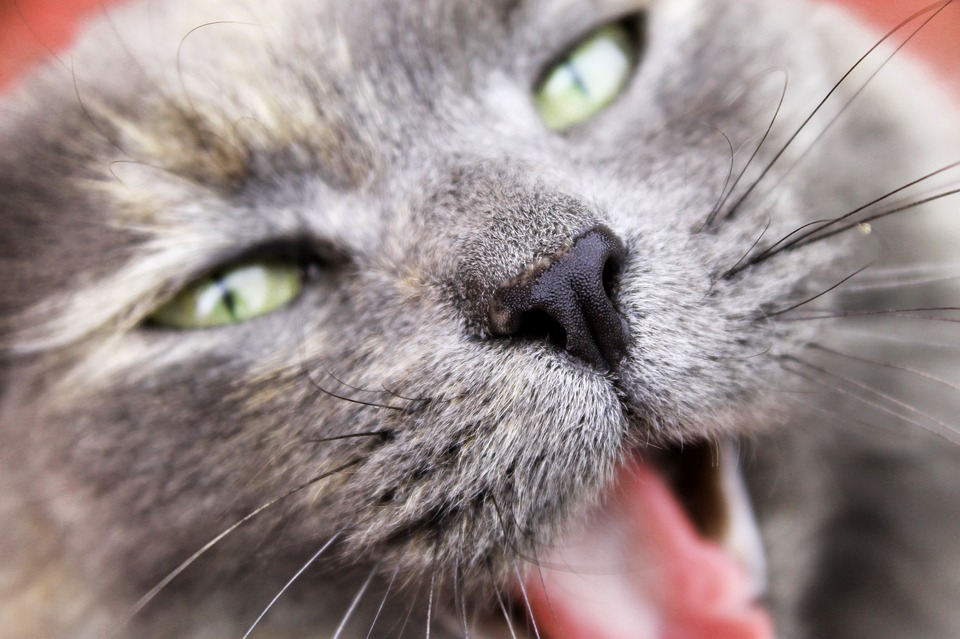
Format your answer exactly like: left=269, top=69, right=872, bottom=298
left=0, top=0, right=958, bottom=93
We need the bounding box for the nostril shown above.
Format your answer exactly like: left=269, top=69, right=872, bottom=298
left=602, top=253, right=623, bottom=300
left=513, top=309, right=568, bottom=351
left=488, top=225, right=630, bottom=370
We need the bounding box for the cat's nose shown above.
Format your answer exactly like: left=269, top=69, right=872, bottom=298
left=488, top=226, right=629, bottom=371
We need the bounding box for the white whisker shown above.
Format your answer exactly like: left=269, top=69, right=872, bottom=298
left=832, top=327, right=960, bottom=351
left=241, top=532, right=342, bottom=639
left=121, top=460, right=360, bottom=635
left=331, top=563, right=377, bottom=639
left=785, top=356, right=960, bottom=445
left=513, top=560, right=542, bottom=639
left=493, top=584, right=520, bottom=639
left=425, top=560, right=437, bottom=639
left=841, top=263, right=960, bottom=293
left=811, top=343, right=960, bottom=394
left=365, top=564, right=400, bottom=639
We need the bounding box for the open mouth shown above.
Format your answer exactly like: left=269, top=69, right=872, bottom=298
left=510, top=440, right=774, bottom=639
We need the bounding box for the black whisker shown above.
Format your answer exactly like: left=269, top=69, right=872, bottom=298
left=303, top=430, right=395, bottom=445
left=786, top=187, right=960, bottom=250
left=319, top=364, right=398, bottom=397
left=119, top=458, right=362, bottom=633
left=175, top=21, right=258, bottom=122
left=756, top=2, right=960, bottom=204
left=381, top=384, right=437, bottom=405
left=767, top=263, right=872, bottom=316
left=702, top=69, right=788, bottom=229
left=721, top=216, right=835, bottom=279
left=98, top=1, right=195, bottom=133
left=492, top=494, right=613, bottom=574
left=295, top=315, right=432, bottom=409
left=722, top=214, right=773, bottom=279
left=733, top=162, right=960, bottom=274
left=718, top=0, right=955, bottom=225
left=246, top=431, right=385, bottom=496
left=296, top=332, right=410, bottom=411
left=702, top=123, right=737, bottom=225
left=70, top=62, right=131, bottom=157
left=303, top=366, right=409, bottom=411
left=314, top=364, right=436, bottom=407
left=491, top=495, right=545, bottom=568
left=12, top=0, right=70, bottom=75
left=241, top=532, right=343, bottom=639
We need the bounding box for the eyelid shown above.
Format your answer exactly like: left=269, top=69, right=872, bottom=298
left=183, top=237, right=345, bottom=282
left=528, top=8, right=646, bottom=84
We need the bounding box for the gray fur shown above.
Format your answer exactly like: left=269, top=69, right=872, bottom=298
left=1, top=0, right=959, bottom=637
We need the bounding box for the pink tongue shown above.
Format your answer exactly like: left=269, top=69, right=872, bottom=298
left=521, top=460, right=774, bottom=639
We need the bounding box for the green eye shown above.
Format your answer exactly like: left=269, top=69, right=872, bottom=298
left=535, top=23, right=636, bottom=131
left=149, top=261, right=303, bottom=329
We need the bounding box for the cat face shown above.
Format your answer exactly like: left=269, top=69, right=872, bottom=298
left=1, top=0, right=956, bottom=637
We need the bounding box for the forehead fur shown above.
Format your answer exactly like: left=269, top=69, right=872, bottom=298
left=3, top=0, right=675, bottom=352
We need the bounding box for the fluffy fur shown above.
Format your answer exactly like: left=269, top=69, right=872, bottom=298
left=1, top=0, right=959, bottom=637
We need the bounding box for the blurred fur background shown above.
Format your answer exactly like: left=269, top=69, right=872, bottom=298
left=1, top=0, right=958, bottom=96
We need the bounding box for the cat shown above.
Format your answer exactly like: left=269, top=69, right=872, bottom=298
left=1, top=0, right=960, bottom=637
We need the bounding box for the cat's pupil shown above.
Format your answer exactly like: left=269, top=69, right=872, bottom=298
left=148, top=261, right=304, bottom=329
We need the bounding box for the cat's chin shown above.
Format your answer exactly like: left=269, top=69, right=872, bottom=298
left=506, top=440, right=773, bottom=639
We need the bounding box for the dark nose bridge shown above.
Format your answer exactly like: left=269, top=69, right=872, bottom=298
left=488, top=225, right=629, bottom=370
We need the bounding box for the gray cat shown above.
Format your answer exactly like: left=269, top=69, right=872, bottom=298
left=2, top=0, right=959, bottom=637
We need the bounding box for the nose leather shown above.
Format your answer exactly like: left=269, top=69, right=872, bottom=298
left=488, top=226, right=629, bottom=370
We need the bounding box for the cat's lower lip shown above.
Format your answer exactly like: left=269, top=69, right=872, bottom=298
left=509, top=438, right=772, bottom=639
